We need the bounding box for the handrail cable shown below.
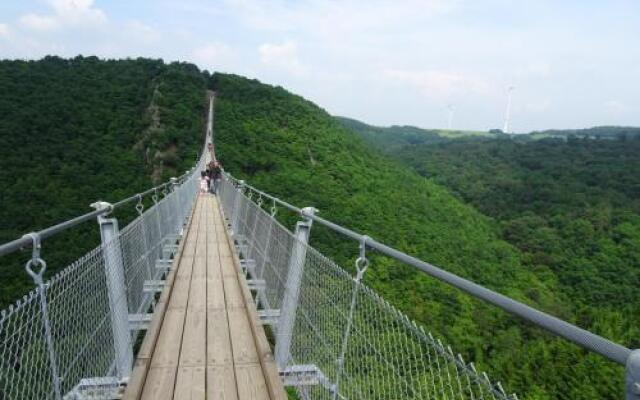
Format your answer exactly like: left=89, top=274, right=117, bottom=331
left=0, top=167, right=197, bottom=258
left=224, top=173, right=633, bottom=367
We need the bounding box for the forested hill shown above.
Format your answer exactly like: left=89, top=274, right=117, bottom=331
left=341, top=117, right=640, bottom=399
left=0, top=56, right=206, bottom=306
left=210, top=73, right=626, bottom=399
left=387, top=137, right=640, bottom=314
left=336, top=116, right=497, bottom=151
left=530, top=126, right=640, bottom=139
left=339, top=116, right=640, bottom=147
left=0, top=57, right=633, bottom=398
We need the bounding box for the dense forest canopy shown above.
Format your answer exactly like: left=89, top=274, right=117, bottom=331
left=343, top=118, right=640, bottom=398
left=338, top=116, right=640, bottom=151
left=530, top=126, right=640, bottom=139
left=0, top=56, right=206, bottom=306
left=0, top=57, right=637, bottom=399
left=211, top=73, right=637, bottom=399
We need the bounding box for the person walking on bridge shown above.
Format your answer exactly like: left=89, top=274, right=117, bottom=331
left=210, top=160, right=223, bottom=195
left=199, top=170, right=209, bottom=194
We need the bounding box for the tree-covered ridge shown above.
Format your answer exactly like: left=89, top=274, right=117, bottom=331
left=0, top=56, right=206, bottom=307
left=391, top=137, right=640, bottom=314
left=336, top=116, right=497, bottom=152
left=530, top=126, right=640, bottom=139
left=210, top=73, right=628, bottom=399
left=339, top=117, right=640, bottom=149
left=346, top=126, right=640, bottom=398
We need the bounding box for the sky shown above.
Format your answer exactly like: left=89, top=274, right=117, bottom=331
left=0, top=0, right=639, bottom=133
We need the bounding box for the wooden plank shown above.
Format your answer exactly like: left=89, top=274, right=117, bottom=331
left=175, top=256, right=195, bottom=280
left=191, top=253, right=207, bottom=279
left=137, top=302, right=166, bottom=360
left=220, top=255, right=237, bottom=277
left=168, top=276, right=191, bottom=310
left=188, top=277, right=207, bottom=311
left=227, top=309, right=259, bottom=365
left=122, top=196, right=202, bottom=400
left=206, top=309, right=233, bottom=366
left=182, top=242, right=197, bottom=258
left=179, top=309, right=206, bottom=366
left=215, top=200, right=289, bottom=400
left=123, top=358, right=150, bottom=400
left=207, top=239, right=221, bottom=260
left=207, top=274, right=225, bottom=310
left=150, top=309, right=186, bottom=368
left=235, top=364, right=270, bottom=400
left=195, top=234, right=207, bottom=258
left=173, top=366, right=206, bottom=400
left=207, top=365, right=239, bottom=400
left=131, top=194, right=292, bottom=400
left=223, top=277, right=245, bottom=309
left=140, top=367, right=176, bottom=400
left=261, top=360, right=286, bottom=399
left=218, top=240, right=233, bottom=258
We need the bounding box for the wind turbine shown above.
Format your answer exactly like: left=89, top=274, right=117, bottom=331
left=447, top=104, right=455, bottom=130
left=503, top=86, right=515, bottom=133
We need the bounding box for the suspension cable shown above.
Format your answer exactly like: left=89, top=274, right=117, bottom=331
left=0, top=161, right=200, bottom=257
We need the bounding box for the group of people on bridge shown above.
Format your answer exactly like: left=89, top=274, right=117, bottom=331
left=200, top=158, right=222, bottom=194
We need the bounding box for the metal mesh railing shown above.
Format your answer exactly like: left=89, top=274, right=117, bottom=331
left=0, top=160, right=202, bottom=400
left=218, top=176, right=518, bottom=400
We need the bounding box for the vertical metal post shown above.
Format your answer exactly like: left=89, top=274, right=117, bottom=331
left=152, top=190, right=164, bottom=261
left=95, top=207, right=133, bottom=379
left=275, top=207, right=316, bottom=369
left=231, top=180, right=245, bottom=235
left=626, top=350, right=640, bottom=399
left=135, top=196, right=153, bottom=284
left=170, top=177, right=180, bottom=233
left=258, top=205, right=275, bottom=281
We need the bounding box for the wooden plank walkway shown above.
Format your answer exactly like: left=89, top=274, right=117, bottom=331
left=124, top=194, right=287, bottom=400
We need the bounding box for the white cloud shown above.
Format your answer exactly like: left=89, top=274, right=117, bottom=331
left=19, top=0, right=107, bottom=31
left=518, top=62, right=553, bottom=79
left=19, top=14, right=58, bottom=31
left=524, top=99, right=552, bottom=113
left=124, top=20, right=161, bottom=44
left=384, top=69, right=491, bottom=100
left=224, top=0, right=457, bottom=36
left=604, top=100, right=629, bottom=115
left=0, top=23, right=9, bottom=39
left=259, top=41, right=307, bottom=77
left=190, top=43, right=235, bottom=72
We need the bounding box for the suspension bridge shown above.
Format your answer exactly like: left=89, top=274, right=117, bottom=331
left=0, top=94, right=638, bottom=399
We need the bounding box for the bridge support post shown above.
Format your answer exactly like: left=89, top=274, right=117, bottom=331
left=93, top=203, right=133, bottom=380
left=170, top=177, right=181, bottom=234
left=626, top=349, right=640, bottom=399
left=231, top=180, right=245, bottom=235
left=275, top=207, right=316, bottom=369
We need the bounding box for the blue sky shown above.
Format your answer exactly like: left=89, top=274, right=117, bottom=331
left=1, top=0, right=639, bottom=132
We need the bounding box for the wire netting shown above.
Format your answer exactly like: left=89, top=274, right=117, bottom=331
left=0, top=159, right=202, bottom=400
left=219, top=176, right=519, bottom=400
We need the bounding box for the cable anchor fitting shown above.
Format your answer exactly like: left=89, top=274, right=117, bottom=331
left=135, top=194, right=144, bottom=215
left=355, top=235, right=370, bottom=281
left=152, top=188, right=159, bottom=204
left=22, top=232, right=47, bottom=284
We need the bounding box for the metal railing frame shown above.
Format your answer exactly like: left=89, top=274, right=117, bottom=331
left=0, top=169, right=196, bottom=258
left=223, top=172, right=640, bottom=399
